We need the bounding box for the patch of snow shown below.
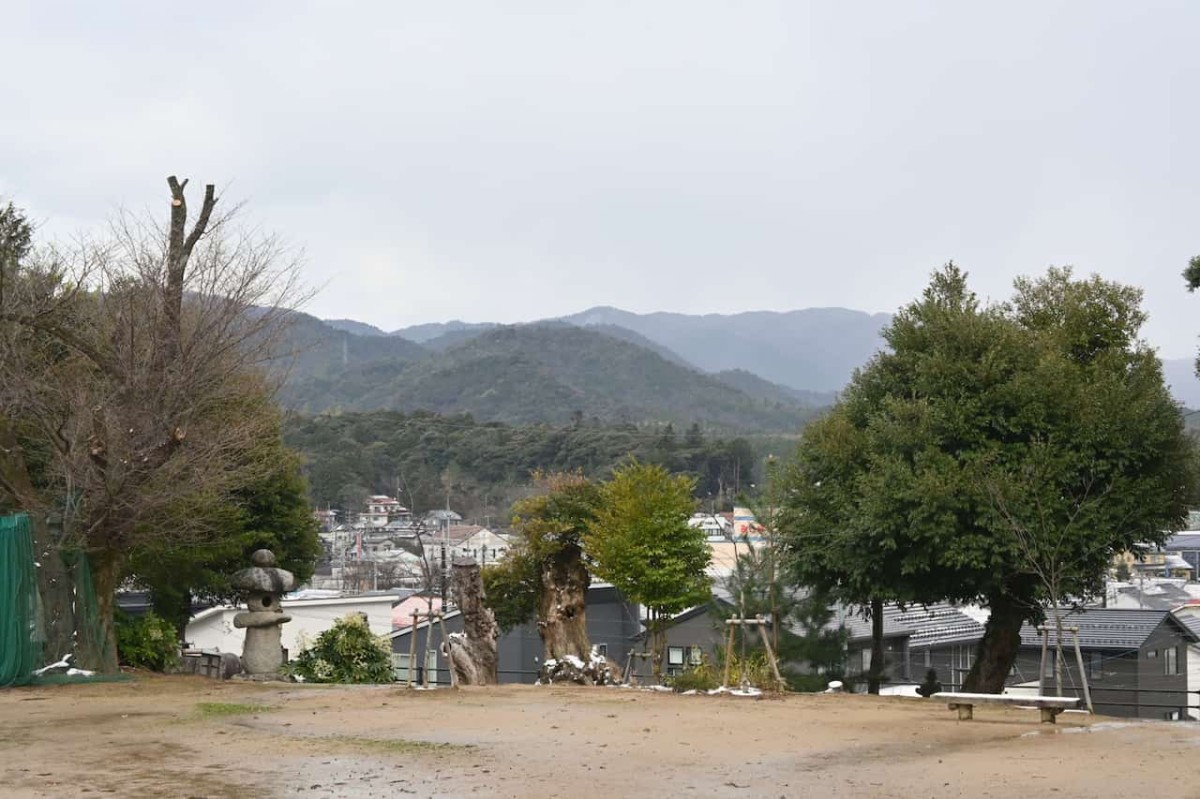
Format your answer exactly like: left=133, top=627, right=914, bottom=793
left=879, top=684, right=920, bottom=697
left=708, top=685, right=762, bottom=697
left=33, top=654, right=73, bottom=676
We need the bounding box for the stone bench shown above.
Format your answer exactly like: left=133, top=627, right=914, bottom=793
left=932, top=692, right=1080, bottom=724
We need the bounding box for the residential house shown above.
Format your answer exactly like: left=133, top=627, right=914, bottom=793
left=688, top=513, right=732, bottom=540
left=1007, top=608, right=1199, bottom=720
left=831, top=603, right=986, bottom=691
left=389, top=584, right=640, bottom=684
left=361, top=495, right=410, bottom=527
left=420, top=525, right=511, bottom=569
left=1115, top=533, right=1199, bottom=580
left=1163, top=532, right=1200, bottom=579
left=640, top=596, right=734, bottom=680
left=1168, top=607, right=1200, bottom=720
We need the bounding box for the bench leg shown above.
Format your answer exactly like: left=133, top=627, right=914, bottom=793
left=1040, top=707, right=1059, bottom=724
left=955, top=704, right=973, bottom=721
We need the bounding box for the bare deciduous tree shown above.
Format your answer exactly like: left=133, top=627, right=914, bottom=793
left=0, top=178, right=307, bottom=671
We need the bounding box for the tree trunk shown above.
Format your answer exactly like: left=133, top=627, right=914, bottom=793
left=650, top=608, right=664, bottom=682
left=1053, top=612, right=1065, bottom=698
left=447, top=558, right=498, bottom=685
left=536, top=543, right=591, bottom=661
left=87, top=550, right=122, bottom=674
left=868, top=597, right=884, bottom=695
left=963, top=592, right=1027, bottom=693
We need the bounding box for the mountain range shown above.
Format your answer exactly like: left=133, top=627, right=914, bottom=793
left=325, top=306, right=893, bottom=391
left=293, top=306, right=1200, bottom=427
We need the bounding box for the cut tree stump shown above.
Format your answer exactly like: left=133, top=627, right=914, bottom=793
left=446, top=558, right=499, bottom=685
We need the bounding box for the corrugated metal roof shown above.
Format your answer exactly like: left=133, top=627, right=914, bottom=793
left=1018, top=608, right=1197, bottom=650
left=825, top=603, right=985, bottom=648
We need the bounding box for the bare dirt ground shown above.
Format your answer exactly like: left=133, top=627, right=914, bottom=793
left=2, top=676, right=1198, bottom=799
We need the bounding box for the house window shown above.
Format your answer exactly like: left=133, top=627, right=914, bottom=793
left=667, top=647, right=685, bottom=667
left=1165, top=647, right=1179, bottom=676
left=687, top=646, right=704, bottom=666
left=594, top=643, right=608, bottom=658
left=860, top=649, right=872, bottom=673
left=1088, top=652, right=1103, bottom=680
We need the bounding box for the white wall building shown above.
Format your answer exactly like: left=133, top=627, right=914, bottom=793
left=421, top=525, right=511, bottom=567
left=185, top=594, right=398, bottom=660
left=361, top=495, right=410, bottom=527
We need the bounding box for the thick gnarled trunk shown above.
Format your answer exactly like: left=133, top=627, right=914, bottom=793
left=963, top=592, right=1028, bottom=693
left=537, top=543, right=591, bottom=661
left=447, top=558, right=498, bottom=685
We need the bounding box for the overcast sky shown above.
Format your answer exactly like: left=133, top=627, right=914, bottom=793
left=3, top=1, right=1199, bottom=356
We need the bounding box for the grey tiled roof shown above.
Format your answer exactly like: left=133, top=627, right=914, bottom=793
left=828, top=603, right=985, bottom=648
left=1018, top=608, right=1198, bottom=651
left=1164, top=532, right=1200, bottom=550
left=1174, top=613, right=1200, bottom=639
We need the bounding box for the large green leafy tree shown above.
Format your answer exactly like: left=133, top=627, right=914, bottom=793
left=1185, top=254, right=1200, bottom=374
left=584, top=460, right=710, bottom=679
left=781, top=265, right=1192, bottom=693
left=128, top=435, right=322, bottom=636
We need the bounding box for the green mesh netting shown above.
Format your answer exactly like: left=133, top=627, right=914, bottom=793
left=0, top=513, right=40, bottom=686
left=1, top=513, right=125, bottom=686
left=62, top=549, right=114, bottom=673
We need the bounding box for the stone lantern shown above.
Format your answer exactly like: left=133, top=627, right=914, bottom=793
left=231, top=549, right=295, bottom=676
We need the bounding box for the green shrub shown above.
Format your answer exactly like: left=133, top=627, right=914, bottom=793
left=115, top=610, right=180, bottom=672
left=667, top=659, right=719, bottom=692
left=291, top=613, right=393, bottom=683
left=786, top=672, right=839, bottom=692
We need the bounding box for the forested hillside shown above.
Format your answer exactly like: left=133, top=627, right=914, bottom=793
left=283, top=410, right=798, bottom=522
left=278, top=321, right=819, bottom=432
left=562, top=306, right=890, bottom=392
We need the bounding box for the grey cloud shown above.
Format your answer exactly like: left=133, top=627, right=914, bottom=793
left=3, top=1, right=1199, bottom=357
